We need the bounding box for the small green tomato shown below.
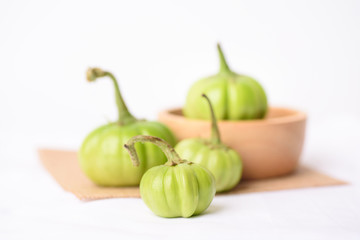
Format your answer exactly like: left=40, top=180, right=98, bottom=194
left=79, top=68, right=176, bottom=186
left=184, top=43, right=268, bottom=120
left=176, top=94, right=243, bottom=192
left=124, top=135, right=216, bottom=218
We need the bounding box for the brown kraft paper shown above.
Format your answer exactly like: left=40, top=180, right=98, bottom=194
left=38, top=149, right=347, bottom=201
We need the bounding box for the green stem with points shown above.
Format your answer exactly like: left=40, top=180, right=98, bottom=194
left=202, top=94, right=221, bottom=145
left=86, top=67, right=136, bottom=125
left=217, top=43, right=231, bottom=74
left=124, top=135, right=184, bottom=167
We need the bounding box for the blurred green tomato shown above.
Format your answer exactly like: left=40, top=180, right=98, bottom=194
left=176, top=94, right=243, bottom=192
left=79, top=68, right=176, bottom=186
left=124, top=135, right=216, bottom=218
left=184, top=44, right=268, bottom=120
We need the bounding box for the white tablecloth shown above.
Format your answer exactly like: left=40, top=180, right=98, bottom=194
left=1, top=115, right=360, bottom=240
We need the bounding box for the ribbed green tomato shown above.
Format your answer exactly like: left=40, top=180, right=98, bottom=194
left=124, top=135, right=216, bottom=218
left=184, top=44, right=268, bottom=120
left=79, top=68, right=176, bottom=186
left=175, top=139, right=241, bottom=192
left=176, top=94, right=243, bottom=192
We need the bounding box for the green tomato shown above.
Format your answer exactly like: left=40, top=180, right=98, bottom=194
left=175, top=139, right=242, bottom=192
left=184, top=44, right=268, bottom=120
left=124, top=135, right=216, bottom=218
left=176, top=94, right=243, bottom=192
left=79, top=68, right=176, bottom=186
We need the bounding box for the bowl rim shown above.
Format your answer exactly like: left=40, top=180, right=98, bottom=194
left=159, top=106, right=307, bottom=126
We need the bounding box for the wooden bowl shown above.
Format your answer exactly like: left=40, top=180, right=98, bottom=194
left=158, top=107, right=307, bottom=179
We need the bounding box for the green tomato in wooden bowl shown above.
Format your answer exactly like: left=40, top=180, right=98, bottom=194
left=79, top=68, right=176, bottom=186
left=124, top=135, right=216, bottom=218
left=184, top=44, right=268, bottom=120
left=176, top=94, right=243, bottom=192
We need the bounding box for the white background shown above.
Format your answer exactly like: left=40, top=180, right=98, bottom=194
left=0, top=0, right=360, bottom=239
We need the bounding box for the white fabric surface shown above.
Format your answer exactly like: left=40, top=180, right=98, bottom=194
left=1, top=115, right=360, bottom=240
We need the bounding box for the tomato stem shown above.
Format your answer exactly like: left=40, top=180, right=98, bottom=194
left=86, top=68, right=136, bottom=125
left=124, top=135, right=184, bottom=167
left=202, top=94, right=221, bottom=144
left=217, top=43, right=231, bottom=73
